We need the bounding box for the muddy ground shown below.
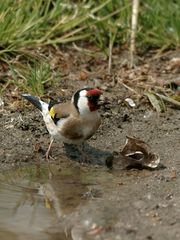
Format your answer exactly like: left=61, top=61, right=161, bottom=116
left=0, top=49, right=180, bottom=240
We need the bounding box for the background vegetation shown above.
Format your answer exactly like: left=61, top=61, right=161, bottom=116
left=0, top=0, right=180, bottom=95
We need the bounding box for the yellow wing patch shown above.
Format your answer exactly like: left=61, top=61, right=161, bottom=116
left=49, top=107, right=55, bottom=119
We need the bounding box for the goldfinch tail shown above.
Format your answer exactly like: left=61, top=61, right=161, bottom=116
left=22, top=94, right=43, bottom=111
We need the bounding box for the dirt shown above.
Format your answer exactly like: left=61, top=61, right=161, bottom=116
left=0, top=48, right=180, bottom=240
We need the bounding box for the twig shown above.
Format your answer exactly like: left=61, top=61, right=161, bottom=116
left=119, top=81, right=141, bottom=97
left=108, top=29, right=117, bottom=74
left=108, top=39, right=113, bottom=74
left=130, top=0, right=140, bottom=68
left=72, top=43, right=105, bottom=57
left=155, top=93, right=180, bottom=108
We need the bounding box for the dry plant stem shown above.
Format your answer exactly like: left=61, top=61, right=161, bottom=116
left=130, top=0, right=140, bottom=68
left=119, top=81, right=141, bottom=97
left=108, top=40, right=113, bottom=74
left=155, top=93, right=180, bottom=108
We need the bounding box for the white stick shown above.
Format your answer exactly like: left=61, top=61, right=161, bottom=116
left=130, top=0, right=140, bottom=68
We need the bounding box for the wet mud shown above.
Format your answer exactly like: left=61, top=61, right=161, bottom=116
left=0, top=49, right=180, bottom=239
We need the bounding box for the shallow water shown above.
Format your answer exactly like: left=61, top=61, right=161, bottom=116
left=1, top=159, right=179, bottom=240
left=0, top=163, right=115, bottom=240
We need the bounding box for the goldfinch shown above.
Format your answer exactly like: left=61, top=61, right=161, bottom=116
left=22, top=88, right=102, bottom=162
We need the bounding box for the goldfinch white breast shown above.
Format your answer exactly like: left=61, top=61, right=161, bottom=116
left=22, top=87, right=102, bottom=161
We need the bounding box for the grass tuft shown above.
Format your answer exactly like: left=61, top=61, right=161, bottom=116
left=9, top=61, right=53, bottom=96
left=0, top=0, right=179, bottom=94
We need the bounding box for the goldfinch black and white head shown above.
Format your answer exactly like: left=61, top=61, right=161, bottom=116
left=72, top=87, right=102, bottom=114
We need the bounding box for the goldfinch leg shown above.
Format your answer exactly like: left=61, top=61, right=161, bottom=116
left=45, top=138, right=54, bottom=162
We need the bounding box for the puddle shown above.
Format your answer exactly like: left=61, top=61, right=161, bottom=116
left=0, top=163, right=115, bottom=240
left=0, top=159, right=155, bottom=240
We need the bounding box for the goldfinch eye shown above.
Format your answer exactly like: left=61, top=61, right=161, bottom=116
left=87, top=96, right=93, bottom=101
